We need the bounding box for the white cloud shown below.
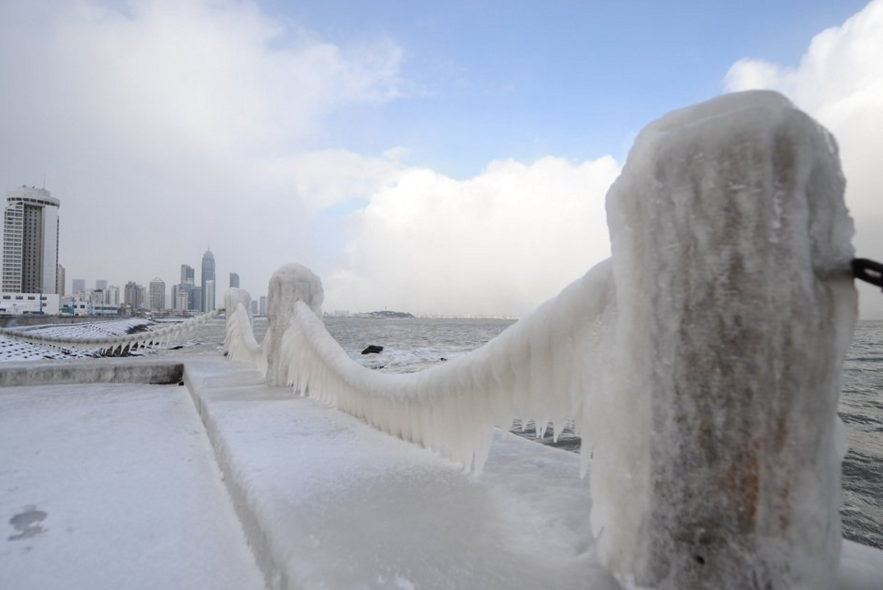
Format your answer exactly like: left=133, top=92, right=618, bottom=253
left=0, top=0, right=405, bottom=297
left=325, top=156, right=620, bottom=317
left=725, top=0, right=883, bottom=318
left=263, top=149, right=404, bottom=211
left=46, top=0, right=403, bottom=154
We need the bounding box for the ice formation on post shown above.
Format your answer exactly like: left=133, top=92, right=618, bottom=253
left=225, top=288, right=253, bottom=325
left=598, top=90, right=856, bottom=589
left=223, top=91, right=859, bottom=589
left=266, top=264, right=324, bottom=386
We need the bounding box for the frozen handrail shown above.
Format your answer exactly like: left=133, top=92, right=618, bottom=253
left=283, top=262, right=614, bottom=475
left=0, top=309, right=221, bottom=355
left=222, top=261, right=616, bottom=475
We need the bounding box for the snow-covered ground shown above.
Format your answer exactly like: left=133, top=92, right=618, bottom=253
left=0, top=318, right=152, bottom=361
left=186, top=357, right=615, bottom=590
left=0, top=377, right=263, bottom=590
left=1, top=326, right=882, bottom=589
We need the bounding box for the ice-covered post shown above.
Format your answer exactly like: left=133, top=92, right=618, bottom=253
left=224, top=287, right=253, bottom=324
left=265, top=264, right=324, bottom=386
left=595, top=91, right=857, bottom=588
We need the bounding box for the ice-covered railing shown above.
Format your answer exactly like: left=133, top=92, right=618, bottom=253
left=223, top=91, right=861, bottom=589
left=286, top=260, right=613, bottom=475
left=0, top=310, right=221, bottom=356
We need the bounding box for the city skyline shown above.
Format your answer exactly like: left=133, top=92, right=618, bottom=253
left=1, top=1, right=881, bottom=317
left=64, top=260, right=254, bottom=312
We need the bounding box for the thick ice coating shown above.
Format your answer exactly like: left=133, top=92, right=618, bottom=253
left=601, top=90, right=857, bottom=588
left=225, top=91, right=861, bottom=589
left=265, top=264, right=324, bottom=386
left=225, top=260, right=615, bottom=474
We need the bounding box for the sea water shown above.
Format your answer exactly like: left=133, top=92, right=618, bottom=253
left=323, top=316, right=883, bottom=550
left=840, top=320, right=883, bottom=549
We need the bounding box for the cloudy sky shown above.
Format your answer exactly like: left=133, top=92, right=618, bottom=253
left=1, top=0, right=881, bottom=318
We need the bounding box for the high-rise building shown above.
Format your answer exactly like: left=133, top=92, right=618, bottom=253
left=205, top=279, right=215, bottom=312
left=57, top=264, right=65, bottom=296
left=2, top=186, right=60, bottom=293
left=259, top=295, right=267, bottom=316
left=149, top=278, right=165, bottom=311
left=72, top=278, right=85, bottom=293
left=96, top=279, right=107, bottom=291
left=201, top=249, right=215, bottom=312
left=105, top=285, right=120, bottom=306
left=230, top=272, right=239, bottom=289
left=124, top=281, right=143, bottom=311
left=173, top=263, right=197, bottom=313
left=173, top=285, right=189, bottom=311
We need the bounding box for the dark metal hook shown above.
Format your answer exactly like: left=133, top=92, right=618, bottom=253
left=852, top=258, right=883, bottom=291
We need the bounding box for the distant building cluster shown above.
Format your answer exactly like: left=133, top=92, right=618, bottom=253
left=1, top=185, right=267, bottom=317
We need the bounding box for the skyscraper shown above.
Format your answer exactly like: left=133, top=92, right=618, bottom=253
left=72, top=278, right=85, bottom=293
left=96, top=279, right=107, bottom=290
left=205, top=279, right=215, bottom=312
left=57, top=264, right=65, bottom=296
left=124, top=281, right=143, bottom=311
left=201, top=249, right=215, bottom=312
left=2, top=186, right=60, bottom=293
left=149, top=277, right=165, bottom=311
left=105, top=285, right=120, bottom=306
left=175, top=263, right=196, bottom=312
left=230, top=272, right=239, bottom=289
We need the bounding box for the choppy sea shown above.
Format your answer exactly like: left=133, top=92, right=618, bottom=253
left=323, top=316, right=883, bottom=550
left=839, top=321, right=883, bottom=548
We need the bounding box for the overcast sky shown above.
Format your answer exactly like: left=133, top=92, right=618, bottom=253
left=1, top=0, right=881, bottom=317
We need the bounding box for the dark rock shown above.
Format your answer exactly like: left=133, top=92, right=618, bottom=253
left=361, top=345, right=384, bottom=355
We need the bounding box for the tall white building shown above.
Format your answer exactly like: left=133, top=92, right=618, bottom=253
left=149, top=277, right=166, bottom=311
left=201, top=249, right=215, bottom=312
left=105, top=285, right=120, bottom=306
left=2, top=186, right=60, bottom=294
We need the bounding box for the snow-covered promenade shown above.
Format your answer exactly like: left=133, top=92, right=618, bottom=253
left=0, top=357, right=264, bottom=590
left=2, top=352, right=882, bottom=589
